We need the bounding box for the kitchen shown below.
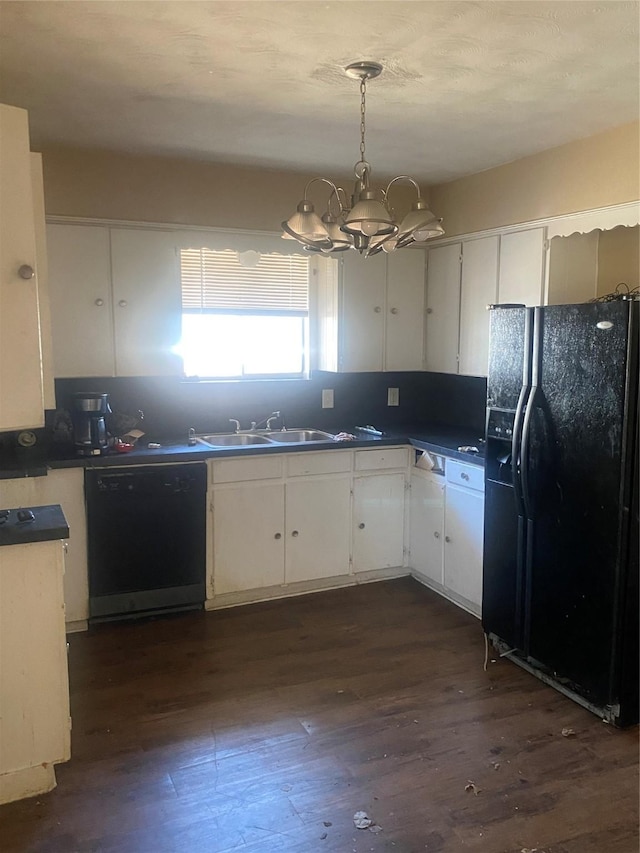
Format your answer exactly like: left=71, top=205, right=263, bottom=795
left=1, top=2, right=639, bottom=850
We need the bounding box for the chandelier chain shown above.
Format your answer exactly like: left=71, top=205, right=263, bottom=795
left=359, top=77, right=367, bottom=163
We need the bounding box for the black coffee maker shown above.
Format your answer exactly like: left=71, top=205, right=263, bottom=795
left=71, top=392, right=110, bottom=456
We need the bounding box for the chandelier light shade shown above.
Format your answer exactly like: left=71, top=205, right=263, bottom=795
left=281, top=61, right=444, bottom=257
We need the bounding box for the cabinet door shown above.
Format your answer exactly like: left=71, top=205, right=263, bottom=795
left=213, top=482, right=285, bottom=594
left=285, top=476, right=351, bottom=582
left=425, top=243, right=461, bottom=374
left=498, top=228, right=545, bottom=306
left=385, top=250, right=426, bottom=371
left=47, top=223, right=115, bottom=377
left=409, top=472, right=444, bottom=585
left=353, top=472, right=405, bottom=572
left=110, top=229, right=183, bottom=376
left=459, top=236, right=498, bottom=377
left=0, top=540, right=70, bottom=795
left=444, top=483, right=484, bottom=609
left=0, top=105, right=44, bottom=429
left=30, top=154, right=55, bottom=410
left=340, top=251, right=386, bottom=371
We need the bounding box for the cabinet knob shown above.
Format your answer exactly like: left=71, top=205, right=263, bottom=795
left=18, top=264, right=35, bottom=280
left=433, top=531, right=440, bottom=539
left=445, top=535, right=451, bottom=543
left=274, top=532, right=282, bottom=540
left=358, top=522, right=365, bottom=529
left=461, top=472, right=470, bottom=481
left=426, top=307, right=433, bottom=314
left=390, top=307, right=398, bottom=314
left=291, top=530, right=299, bottom=537
left=373, top=306, right=382, bottom=313
left=94, top=298, right=105, bottom=307
left=118, top=299, right=128, bottom=308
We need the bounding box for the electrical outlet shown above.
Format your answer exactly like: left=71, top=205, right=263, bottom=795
left=387, top=387, right=399, bottom=406
left=322, top=389, right=334, bottom=409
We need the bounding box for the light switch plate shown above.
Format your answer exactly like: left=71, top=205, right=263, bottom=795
left=322, top=389, right=334, bottom=409
left=387, top=387, right=399, bottom=406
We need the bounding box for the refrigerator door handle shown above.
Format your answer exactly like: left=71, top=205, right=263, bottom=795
left=520, top=386, right=539, bottom=520
left=511, top=384, right=530, bottom=515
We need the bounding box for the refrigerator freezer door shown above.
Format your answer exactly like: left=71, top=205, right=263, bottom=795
left=486, top=306, right=529, bottom=410
left=525, top=301, right=633, bottom=706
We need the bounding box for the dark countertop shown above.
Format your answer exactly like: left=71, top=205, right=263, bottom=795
left=1, top=424, right=485, bottom=477
left=0, top=504, right=69, bottom=546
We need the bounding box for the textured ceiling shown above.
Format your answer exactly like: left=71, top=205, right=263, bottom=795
left=0, top=0, right=638, bottom=183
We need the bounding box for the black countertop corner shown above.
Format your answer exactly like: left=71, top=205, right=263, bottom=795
left=0, top=504, right=69, bottom=547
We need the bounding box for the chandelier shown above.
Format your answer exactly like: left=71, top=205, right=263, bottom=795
left=282, top=61, right=444, bottom=257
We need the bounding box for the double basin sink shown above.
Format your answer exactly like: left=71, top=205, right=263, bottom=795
left=196, top=429, right=335, bottom=448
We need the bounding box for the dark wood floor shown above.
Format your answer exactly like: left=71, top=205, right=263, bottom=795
left=1, top=578, right=638, bottom=853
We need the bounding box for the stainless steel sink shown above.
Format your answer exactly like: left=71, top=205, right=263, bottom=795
left=196, top=433, right=273, bottom=447
left=264, top=429, right=335, bottom=443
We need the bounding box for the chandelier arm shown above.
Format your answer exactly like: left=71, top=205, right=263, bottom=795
left=302, top=176, right=341, bottom=201
left=384, top=175, right=422, bottom=201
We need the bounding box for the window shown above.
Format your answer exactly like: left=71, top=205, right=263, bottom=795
left=178, top=247, right=310, bottom=379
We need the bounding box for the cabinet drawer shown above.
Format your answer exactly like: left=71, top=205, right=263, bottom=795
left=212, top=454, right=283, bottom=484
left=446, top=460, right=484, bottom=492
left=355, top=447, right=409, bottom=471
left=286, top=451, right=352, bottom=477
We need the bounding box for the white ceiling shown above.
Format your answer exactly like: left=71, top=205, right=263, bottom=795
left=1, top=1, right=638, bottom=184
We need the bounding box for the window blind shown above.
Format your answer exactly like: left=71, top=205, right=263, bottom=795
left=180, top=248, right=309, bottom=313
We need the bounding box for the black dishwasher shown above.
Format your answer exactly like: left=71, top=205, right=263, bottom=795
left=85, top=463, right=207, bottom=621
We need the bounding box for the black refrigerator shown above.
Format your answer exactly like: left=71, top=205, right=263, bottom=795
left=482, top=298, right=638, bottom=727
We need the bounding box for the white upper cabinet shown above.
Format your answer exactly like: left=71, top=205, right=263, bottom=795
left=47, top=224, right=183, bottom=377
left=425, top=243, right=461, bottom=374
left=340, top=251, right=387, bottom=371
left=0, top=104, right=45, bottom=429
left=458, top=236, right=499, bottom=377
left=426, top=227, right=546, bottom=377
left=317, top=249, right=426, bottom=372
left=47, top=223, right=115, bottom=377
left=110, top=228, right=182, bottom=376
left=498, top=227, right=546, bottom=306
left=385, top=251, right=426, bottom=371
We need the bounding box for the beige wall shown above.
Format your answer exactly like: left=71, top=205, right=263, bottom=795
left=41, top=121, right=639, bottom=236
left=597, top=225, right=639, bottom=295
left=40, top=148, right=323, bottom=231
left=430, top=122, right=640, bottom=238
left=40, top=147, right=417, bottom=232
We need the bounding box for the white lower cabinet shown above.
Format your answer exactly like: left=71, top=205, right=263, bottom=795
left=0, top=539, right=70, bottom=804
left=211, top=454, right=354, bottom=597
left=443, top=481, right=484, bottom=610
left=209, top=448, right=409, bottom=601
left=410, top=458, right=484, bottom=616
left=0, top=467, right=88, bottom=628
left=213, top=481, right=285, bottom=594
left=353, top=472, right=406, bottom=572
left=285, top=477, right=351, bottom=583
left=409, top=470, right=445, bottom=586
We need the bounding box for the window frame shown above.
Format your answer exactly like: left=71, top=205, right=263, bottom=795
left=178, top=245, right=311, bottom=381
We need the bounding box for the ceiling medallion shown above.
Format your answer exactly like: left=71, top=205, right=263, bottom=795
left=282, top=61, right=444, bottom=257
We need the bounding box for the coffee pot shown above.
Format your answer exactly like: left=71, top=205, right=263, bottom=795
left=71, top=392, right=110, bottom=456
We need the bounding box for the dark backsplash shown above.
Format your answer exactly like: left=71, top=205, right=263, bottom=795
left=0, top=371, right=486, bottom=468
left=53, top=371, right=487, bottom=441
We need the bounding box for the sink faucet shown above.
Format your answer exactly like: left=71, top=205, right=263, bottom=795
left=229, top=418, right=241, bottom=433
left=249, top=411, right=282, bottom=431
